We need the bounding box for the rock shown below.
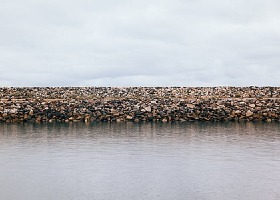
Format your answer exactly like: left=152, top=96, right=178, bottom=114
left=0, top=87, right=280, bottom=123
left=235, top=110, right=242, bottom=114
left=249, top=104, right=256, bottom=108
left=9, top=109, right=18, bottom=114
left=239, top=101, right=246, bottom=105
left=126, top=115, right=133, bottom=120
left=246, top=110, right=254, bottom=117
left=144, top=106, right=152, bottom=112
left=84, top=116, right=90, bottom=122
left=186, top=104, right=195, bottom=109
left=112, top=110, right=120, bottom=116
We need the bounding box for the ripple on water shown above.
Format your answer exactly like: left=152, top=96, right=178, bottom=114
left=0, top=122, right=280, bottom=200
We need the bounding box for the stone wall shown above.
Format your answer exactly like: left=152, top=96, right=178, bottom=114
left=0, top=87, right=279, bottom=123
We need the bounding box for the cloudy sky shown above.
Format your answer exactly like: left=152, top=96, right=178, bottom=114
left=0, top=0, right=280, bottom=86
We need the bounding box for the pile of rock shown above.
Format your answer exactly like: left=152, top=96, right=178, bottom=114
left=0, top=87, right=279, bottom=123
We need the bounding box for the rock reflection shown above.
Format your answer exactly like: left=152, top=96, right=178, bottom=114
left=0, top=122, right=280, bottom=200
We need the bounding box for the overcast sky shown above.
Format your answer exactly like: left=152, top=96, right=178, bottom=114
left=0, top=0, right=280, bottom=86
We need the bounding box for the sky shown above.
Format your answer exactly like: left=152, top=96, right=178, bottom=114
left=0, top=0, right=280, bottom=87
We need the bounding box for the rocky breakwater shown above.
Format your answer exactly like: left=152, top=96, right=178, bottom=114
left=0, top=87, right=280, bottom=123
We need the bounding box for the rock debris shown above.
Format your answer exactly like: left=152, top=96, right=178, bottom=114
left=0, top=87, right=279, bottom=123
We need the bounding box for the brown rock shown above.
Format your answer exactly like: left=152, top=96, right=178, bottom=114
left=186, top=104, right=195, bottom=109
left=126, top=115, right=133, bottom=120
left=246, top=110, right=254, bottom=117
left=235, top=110, right=242, bottom=114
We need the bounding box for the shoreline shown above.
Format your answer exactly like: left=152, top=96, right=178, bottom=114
left=0, top=87, right=280, bottom=123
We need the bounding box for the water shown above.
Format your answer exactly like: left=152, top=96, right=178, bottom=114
left=0, top=122, right=280, bottom=200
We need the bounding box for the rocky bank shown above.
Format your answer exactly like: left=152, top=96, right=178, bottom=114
left=0, top=87, right=280, bottom=123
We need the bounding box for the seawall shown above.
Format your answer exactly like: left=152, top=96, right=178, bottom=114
left=0, top=87, right=279, bottom=123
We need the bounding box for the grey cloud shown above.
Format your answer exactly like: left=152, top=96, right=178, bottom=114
left=0, top=0, right=280, bottom=86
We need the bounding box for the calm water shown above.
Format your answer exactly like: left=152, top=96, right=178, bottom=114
left=0, top=122, right=280, bottom=200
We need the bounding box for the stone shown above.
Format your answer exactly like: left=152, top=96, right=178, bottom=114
left=249, top=104, right=256, bottom=108
left=186, top=104, right=195, bottom=109
left=9, top=109, right=18, bottom=114
left=246, top=110, right=254, bottom=117
left=235, top=110, right=242, bottom=114
left=126, top=115, right=133, bottom=120
left=113, top=112, right=120, bottom=116
left=144, top=106, right=152, bottom=112
left=84, top=116, right=90, bottom=122
left=0, top=87, right=280, bottom=123
left=239, top=101, right=246, bottom=105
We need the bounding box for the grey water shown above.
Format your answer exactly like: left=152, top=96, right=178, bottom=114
left=0, top=122, right=280, bottom=200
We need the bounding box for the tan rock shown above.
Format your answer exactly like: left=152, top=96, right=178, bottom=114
left=249, top=104, right=256, bottom=108
left=246, top=110, right=254, bottom=117
left=126, top=115, right=133, bottom=120
left=186, top=104, right=195, bottom=109
left=235, top=110, right=242, bottom=114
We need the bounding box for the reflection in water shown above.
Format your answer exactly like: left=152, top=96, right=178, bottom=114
left=0, top=122, right=280, bottom=200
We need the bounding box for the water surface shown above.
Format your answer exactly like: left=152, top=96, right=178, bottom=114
left=0, top=122, right=280, bottom=200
